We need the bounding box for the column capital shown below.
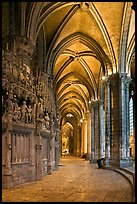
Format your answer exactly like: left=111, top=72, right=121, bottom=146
left=91, top=99, right=99, bottom=107
left=119, top=73, right=132, bottom=86
left=85, top=111, right=91, bottom=120
left=102, top=75, right=110, bottom=84
left=99, top=99, right=104, bottom=105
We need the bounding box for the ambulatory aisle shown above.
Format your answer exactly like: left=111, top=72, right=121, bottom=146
left=2, top=157, right=133, bottom=202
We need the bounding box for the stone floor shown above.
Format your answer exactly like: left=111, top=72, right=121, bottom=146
left=2, top=157, right=134, bottom=202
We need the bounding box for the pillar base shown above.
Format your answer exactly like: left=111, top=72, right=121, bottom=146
left=36, top=174, right=42, bottom=181
left=3, top=174, right=13, bottom=189
left=109, top=157, right=133, bottom=168
left=54, top=166, right=59, bottom=171
left=86, top=153, right=91, bottom=161
left=104, top=158, right=110, bottom=167
left=109, top=159, right=120, bottom=167
left=120, top=157, right=133, bottom=167
left=47, top=161, right=52, bottom=175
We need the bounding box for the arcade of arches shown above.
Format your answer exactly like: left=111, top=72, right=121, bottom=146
left=2, top=2, right=135, bottom=189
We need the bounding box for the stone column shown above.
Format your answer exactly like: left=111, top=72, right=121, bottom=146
left=119, top=74, right=133, bottom=167
left=132, top=91, right=135, bottom=160
left=76, top=126, right=81, bottom=157
left=109, top=73, right=120, bottom=167
left=91, top=102, right=95, bottom=162
left=38, top=30, right=44, bottom=72
left=47, top=113, right=54, bottom=175
left=86, top=112, right=91, bottom=160
left=83, top=118, right=87, bottom=154
left=20, top=134, right=23, bottom=162
left=35, top=118, right=42, bottom=180
left=81, top=122, right=84, bottom=155
left=14, top=134, right=17, bottom=162
left=104, top=77, right=111, bottom=167
left=23, top=135, right=26, bottom=162
left=11, top=134, right=15, bottom=163
left=26, top=136, right=28, bottom=161
left=52, top=122, right=55, bottom=170
left=3, top=90, right=13, bottom=188
left=18, top=135, right=22, bottom=162
left=16, top=135, right=19, bottom=162
left=98, top=78, right=106, bottom=160
left=99, top=99, right=105, bottom=159
left=73, top=130, right=77, bottom=156
left=125, top=77, right=132, bottom=158
left=55, top=138, right=60, bottom=170
left=94, top=100, right=99, bottom=160
left=120, top=74, right=127, bottom=159
left=54, top=117, right=60, bottom=170
left=109, top=73, right=133, bottom=167
left=29, top=130, right=35, bottom=181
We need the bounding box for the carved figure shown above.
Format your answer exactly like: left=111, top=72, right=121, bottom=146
left=38, top=99, right=44, bottom=119
left=20, top=101, right=28, bottom=123
left=17, top=107, right=21, bottom=122
left=26, top=105, right=32, bottom=123
left=44, top=112, right=50, bottom=129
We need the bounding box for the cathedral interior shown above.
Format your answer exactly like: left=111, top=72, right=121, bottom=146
left=2, top=2, right=135, bottom=196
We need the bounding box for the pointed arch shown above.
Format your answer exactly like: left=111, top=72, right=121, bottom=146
left=119, top=2, right=132, bottom=73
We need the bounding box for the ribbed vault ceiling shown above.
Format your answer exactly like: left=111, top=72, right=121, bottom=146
left=42, top=2, right=125, bottom=128
left=3, top=2, right=134, bottom=140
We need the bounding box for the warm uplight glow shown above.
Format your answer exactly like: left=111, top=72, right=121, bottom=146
left=80, top=119, right=83, bottom=123
left=102, top=76, right=105, bottom=80
left=66, top=113, right=74, bottom=117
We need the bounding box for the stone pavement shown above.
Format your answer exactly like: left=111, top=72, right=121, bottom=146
left=2, top=157, right=134, bottom=202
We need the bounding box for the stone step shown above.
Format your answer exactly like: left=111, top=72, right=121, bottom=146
left=112, top=168, right=135, bottom=202
left=120, top=166, right=135, bottom=176
left=113, top=168, right=133, bottom=186
left=105, top=166, right=135, bottom=202
left=119, top=167, right=135, bottom=193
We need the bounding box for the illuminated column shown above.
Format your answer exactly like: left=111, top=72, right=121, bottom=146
left=81, top=122, right=84, bottom=155
left=83, top=118, right=87, bottom=154
left=99, top=99, right=105, bottom=159
left=125, top=77, right=132, bottom=158
left=91, top=102, right=95, bottom=162
left=94, top=100, right=99, bottom=160
left=73, top=132, right=77, bottom=156
left=104, top=77, right=111, bottom=166
left=109, top=73, right=133, bottom=167
left=86, top=112, right=91, bottom=160
left=119, top=74, right=133, bottom=167
left=76, top=126, right=81, bottom=156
